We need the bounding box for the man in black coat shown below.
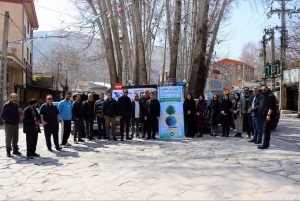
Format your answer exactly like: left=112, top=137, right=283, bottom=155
left=1, top=93, right=21, bottom=157
left=72, top=94, right=85, bottom=143
left=83, top=93, right=96, bottom=141
left=131, top=93, right=143, bottom=138
left=248, top=87, right=263, bottom=144
left=257, top=85, right=277, bottom=149
left=139, top=90, right=150, bottom=138
left=117, top=89, right=132, bottom=141
left=23, top=99, right=41, bottom=159
left=103, top=93, right=118, bottom=141
left=144, top=92, right=160, bottom=139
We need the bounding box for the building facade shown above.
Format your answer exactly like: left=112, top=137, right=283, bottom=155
left=0, top=0, right=39, bottom=106
left=210, top=58, right=256, bottom=91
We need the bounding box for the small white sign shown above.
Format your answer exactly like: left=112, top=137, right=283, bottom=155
left=3, top=90, right=7, bottom=101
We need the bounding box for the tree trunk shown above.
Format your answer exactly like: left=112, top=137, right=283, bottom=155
left=206, top=0, right=232, bottom=70
left=119, top=0, right=130, bottom=85
left=133, top=0, right=147, bottom=84
left=188, top=0, right=209, bottom=96
left=169, top=0, right=182, bottom=80
left=99, top=0, right=118, bottom=88
left=106, top=0, right=123, bottom=84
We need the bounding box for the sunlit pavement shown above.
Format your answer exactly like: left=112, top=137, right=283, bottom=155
left=0, top=117, right=300, bottom=200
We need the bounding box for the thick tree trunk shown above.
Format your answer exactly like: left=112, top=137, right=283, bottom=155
left=169, top=0, right=182, bottom=80
left=99, top=0, right=118, bottom=88
left=188, top=0, right=209, bottom=96
left=133, top=0, right=147, bottom=84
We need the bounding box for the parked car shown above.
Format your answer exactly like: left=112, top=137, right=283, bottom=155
left=229, top=88, right=280, bottom=130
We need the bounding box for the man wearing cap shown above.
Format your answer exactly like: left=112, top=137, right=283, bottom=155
left=1, top=93, right=21, bottom=157
left=23, top=99, right=41, bottom=159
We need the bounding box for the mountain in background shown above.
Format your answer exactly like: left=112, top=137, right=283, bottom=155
left=33, top=30, right=169, bottom=84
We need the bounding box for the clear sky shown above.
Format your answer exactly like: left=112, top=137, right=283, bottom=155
left=34, top=0, right=283, bottom=60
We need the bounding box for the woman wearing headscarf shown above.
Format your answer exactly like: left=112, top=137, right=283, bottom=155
left=231, top=93, right=243, bottom=137
left=183, top=93, right=196, bottom=138
left=195, top=94, right=207, bottom=137
left=220, top=94, right=232, bottom=137
left=207, top=94, right=221, bottom=136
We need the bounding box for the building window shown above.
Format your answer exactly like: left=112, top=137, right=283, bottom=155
left=30, top=53, right=32, bottom=65
left=7, top=72, right=9, bottom=83
left=237, top=64, right=241, bottom=71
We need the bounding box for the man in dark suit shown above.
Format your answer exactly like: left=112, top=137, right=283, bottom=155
left=144, top=92, right=160, bottom=140
left=23, top=99, right=41, bottom=159
left=139, top=90, right=150, bottom=138
left=257, top=85, right=277, bottom=149
left=117, top=89, right=132, bottom=141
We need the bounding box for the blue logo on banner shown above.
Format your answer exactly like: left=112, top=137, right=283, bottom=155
left=176, top=82, right=184, bottom=88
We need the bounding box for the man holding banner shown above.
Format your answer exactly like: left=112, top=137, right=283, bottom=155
left=144, top=92, right=160, bottom=140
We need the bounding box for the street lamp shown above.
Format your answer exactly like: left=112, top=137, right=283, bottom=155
left=182, top=79, right=188, bottom=95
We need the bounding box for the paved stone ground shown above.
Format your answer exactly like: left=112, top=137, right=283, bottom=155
left=0, top=117, right=300, bottom=200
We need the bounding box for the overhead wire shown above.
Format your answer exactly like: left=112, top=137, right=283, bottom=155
left=9, top=17, right=54, bottom=63
left=227, top=4, right=271, bottom=58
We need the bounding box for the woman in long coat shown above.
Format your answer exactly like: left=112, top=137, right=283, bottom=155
left=231, top=93, right=243, bottom=137
left=207, top=94, right=221, bottom=136
left=183, top=93, right=196, bottom=138
left=220, top=94, right=232, bottom=137
left=195, top=94, right=207, bottom=137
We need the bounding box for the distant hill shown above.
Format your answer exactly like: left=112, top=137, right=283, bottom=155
left=33, top=30, right=169, bottom=84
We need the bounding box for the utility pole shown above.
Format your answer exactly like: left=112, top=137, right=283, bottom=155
left=262, top=34, right=267, bottom=85
left=56, top=62, right=60, bottom=101
left=162, top=29, right=167, bottom=86
left=0, top=11, right=10, bottom=125
left=271, top=28, right=276, bottom=91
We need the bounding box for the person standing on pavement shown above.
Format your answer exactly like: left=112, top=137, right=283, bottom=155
left=1, top=93, right=21, bottom=157
left=58, top=92, right=72, bottom=147
left=23, top=99, right=41, bottom=159
left=231, top=93, right=243, bottom=137
left=39, top=94, right=61, bottom=152
left=144, top=92, right=160, bottom=140
left=139, top=90, right=150, bottom=138
left=183, top=93, right=196, bottom=138
left=240, top=87, right=254, bottom=139
left=207, top=95, right=221, bottom=137
left=248, top=87, right=262, bottom=144
left=131, top=93, right=143, bottom=138
left=195, top=94, right=207, bottom=137
left=72, top=94, right=85, bottom=144
left=220, top=94, right=232, bottom=137
left=103, top=93, right=118, bottom=141
left=257, top=85, right=277, bottom=149
left=118, top=89, right=132, bottom=141
left=95, top=93, right=106, bottom=139
left=83, top=93, right=96, bottom=141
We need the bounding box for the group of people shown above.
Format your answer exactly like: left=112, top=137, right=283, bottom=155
left=0, top=85, right=277, bottom=159
left=0, top=89, right=161, bottom=158
left=183, top=85, right=277, bottom=149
